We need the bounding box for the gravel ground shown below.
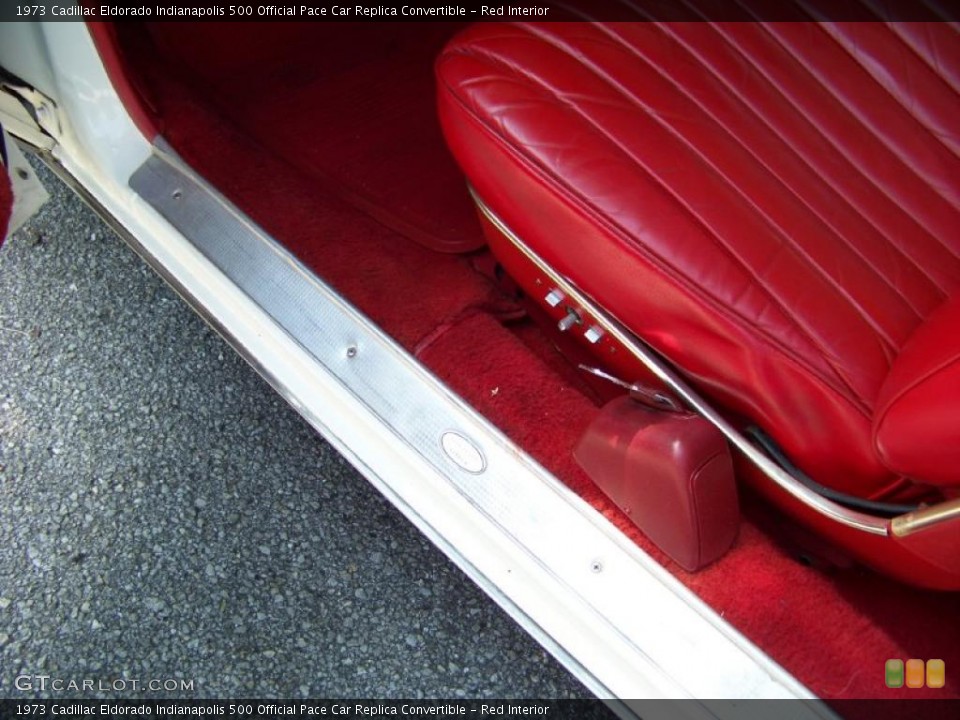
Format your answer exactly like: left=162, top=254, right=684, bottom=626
left=0, top=155, right=592, bottom=700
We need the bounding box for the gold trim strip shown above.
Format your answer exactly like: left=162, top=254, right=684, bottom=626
left=891, top=497, right=960, bottom=537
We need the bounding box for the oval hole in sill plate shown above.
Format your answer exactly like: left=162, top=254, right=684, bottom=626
left=441, top=431, right=487, bottom=474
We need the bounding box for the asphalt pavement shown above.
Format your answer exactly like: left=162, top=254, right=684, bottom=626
left=0, top=154, right=591, bottom=700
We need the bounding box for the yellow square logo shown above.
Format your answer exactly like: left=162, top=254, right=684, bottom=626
left=927, top=659, right=945, bottom=689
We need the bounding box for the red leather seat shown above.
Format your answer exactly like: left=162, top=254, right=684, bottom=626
left=437, top=21, right=960, bottom=585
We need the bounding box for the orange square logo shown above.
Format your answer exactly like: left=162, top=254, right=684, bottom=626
left=906, top=658, right=925, bottom=688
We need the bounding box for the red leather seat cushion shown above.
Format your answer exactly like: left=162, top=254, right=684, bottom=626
left=874, top=294, right=960, bottom=487
left=437, top=21, right=960, bottom=498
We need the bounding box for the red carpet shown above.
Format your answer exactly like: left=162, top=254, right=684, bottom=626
left=114, top=22, right=959, bottom=701
left=142, top=22, right=482, bottom=253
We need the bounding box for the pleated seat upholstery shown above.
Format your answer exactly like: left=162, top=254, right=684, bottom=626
left=436, top=20, right=960, bottom=506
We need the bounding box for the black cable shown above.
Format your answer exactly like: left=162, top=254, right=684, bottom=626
left=745, top=426, right=919, bottom=517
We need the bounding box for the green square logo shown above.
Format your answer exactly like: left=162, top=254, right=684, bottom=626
left=886, top=659, right=904, bottom=688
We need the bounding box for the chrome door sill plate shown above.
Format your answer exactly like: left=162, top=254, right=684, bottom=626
left=128, top=150, right=832, bottom=717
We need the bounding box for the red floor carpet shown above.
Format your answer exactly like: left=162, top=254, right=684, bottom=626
left=115, top=22, right=958, bottom=702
